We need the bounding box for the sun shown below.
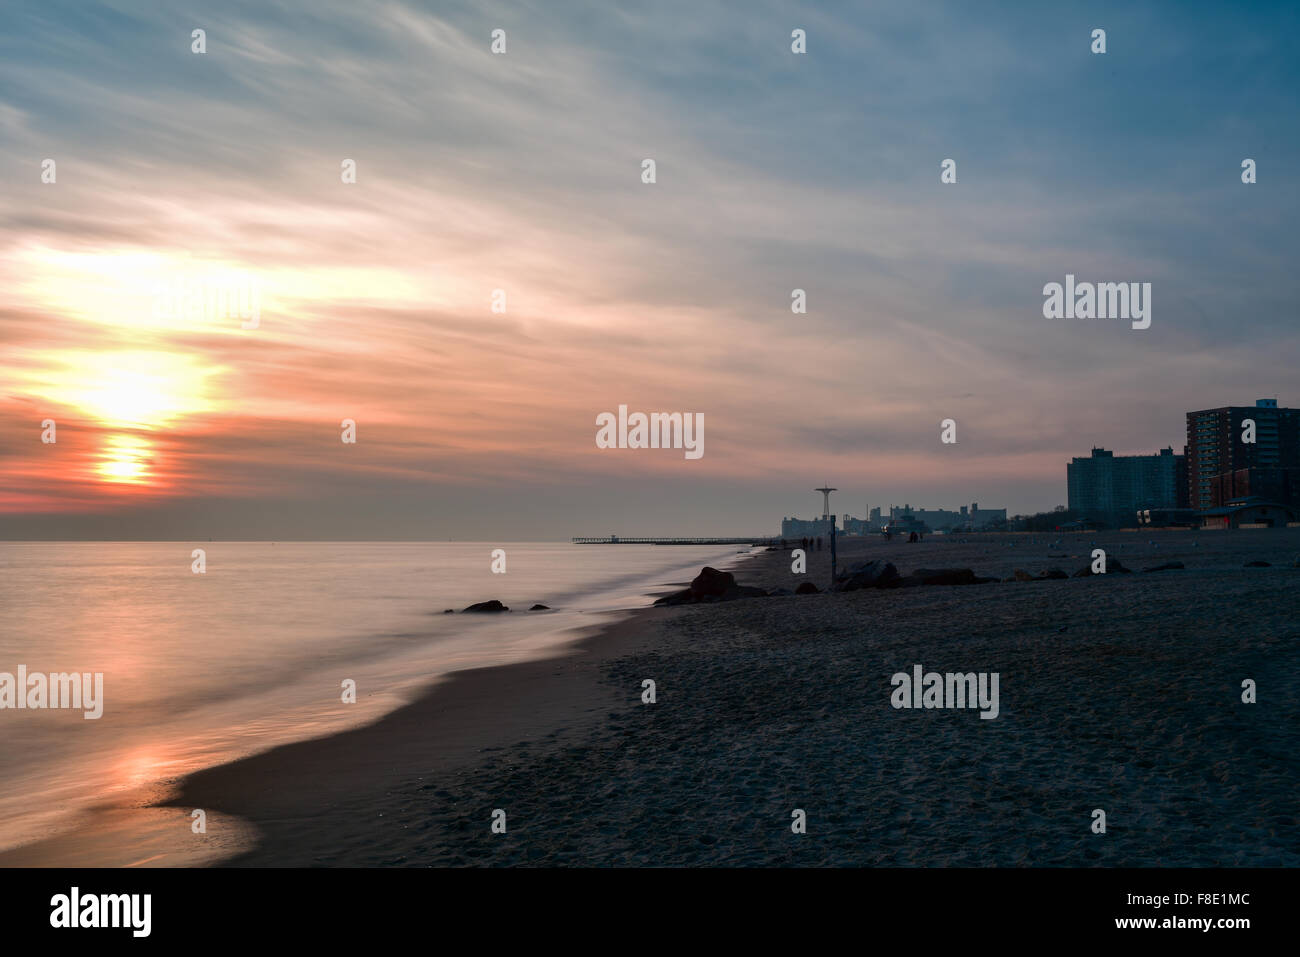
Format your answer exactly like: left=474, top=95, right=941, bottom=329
left=96, top=435, right=154, bottom=484
left=13, top=348, right=226, bottom=490
left=29, top=350, right=224, bottom=430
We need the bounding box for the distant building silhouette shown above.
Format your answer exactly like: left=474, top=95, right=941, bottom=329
left=1067, top=447, right=1184, bottom=528
left=885, top=502, right=1005, bottom=532
left=781, top=516, right=834, bottom=538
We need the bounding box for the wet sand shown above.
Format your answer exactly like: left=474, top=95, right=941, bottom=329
left=161, top=528, right=1299, bottom=867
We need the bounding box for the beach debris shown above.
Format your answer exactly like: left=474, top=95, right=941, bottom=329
left=1244, top=560, right=1272, bottom=567
left=794, top=581, right=821, bottom=594
left=833, top=559, right=900, bottom=591
left=462, top=599, right=510, bottom=612
left=528, top=603, right=551, bottom=610
left=1142, top=562, right=1185, bottom=572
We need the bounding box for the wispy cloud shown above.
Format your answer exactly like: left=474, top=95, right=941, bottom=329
left=2, top=0, right=1297, bottom=535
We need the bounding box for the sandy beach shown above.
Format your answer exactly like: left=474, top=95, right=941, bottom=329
left=150, top=528, right=1300, bottom=867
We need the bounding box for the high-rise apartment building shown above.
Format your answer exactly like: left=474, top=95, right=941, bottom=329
left=1185, top=399, right=1300, bottom=509
left=1067, top=447, right=1184, bottom=527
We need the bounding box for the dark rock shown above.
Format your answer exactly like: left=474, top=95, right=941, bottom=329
left=833, top=560, right=900, bottom=592
left=690, top=566, right=736, bottom=597
left=1038, top=568, right=1070, bottom=580
left=528, top=603, right=550, bottom=610
left=653, top=566, right=764, bottom=605
left=767, top=587, right=793, bottom=596
left=794, top=581, right=820, bottom=594
left=1013, top=569, right=1034, bottom=582
left=1244, top=560, right=1271, bottom=568
left=463, top=599, right=509, bottom=613
left=443, top=608, right=455, bottom=614
left=1142, top=562, right=1184, bottom=572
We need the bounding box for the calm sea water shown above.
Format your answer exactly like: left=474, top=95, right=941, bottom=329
left=0, top=541, right=750, bottom=858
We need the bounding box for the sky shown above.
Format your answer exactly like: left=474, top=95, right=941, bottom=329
left=1, top=0, right=1297, bottom=540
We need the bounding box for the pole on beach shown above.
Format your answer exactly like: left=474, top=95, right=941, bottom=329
left=830, top=514, right=837, bottom=589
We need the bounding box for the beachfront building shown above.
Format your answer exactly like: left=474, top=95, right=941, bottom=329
left=1186, top=399, right=1300, bottom=510
left=884, top=503, right=1006, bottom=532
left=780, top=516, right=834, bottom=539
left=1067, top=446, right=1185, bottom=528
left=841, top=514, right=875, bottom=536
left=882, top=512, right=931, bottom=536
left=1199, top=495, right=1299, bottom=529
left=1209, top=466, right=1300, bottom=508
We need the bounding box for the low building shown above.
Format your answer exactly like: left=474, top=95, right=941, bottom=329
left=1210, top=467, right=1300, bottom=508
left=1199, top=496, right=1298, bottom=529
left=780, top=516, right=834, bottom=539
left=1137, top=507, right=1199, bottom=527
left=840, top=515, right=875, bottom=536
left=884, top=502, right=1006, bottom=531
left=882, top=513, right=930, bottom=536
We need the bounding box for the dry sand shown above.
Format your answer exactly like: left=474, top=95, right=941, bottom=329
left=174, top=529, right=1299, bottom=866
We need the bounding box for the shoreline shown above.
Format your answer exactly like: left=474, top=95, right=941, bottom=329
left=177, top=531, right=1299, bottom=867
left=5, top=530, right=1297, bottom=866
left=170, top=603, right=674, bottom=866
left=0, top=544, right=756, bottom=867
left=165, top=548, right=771, bottom=866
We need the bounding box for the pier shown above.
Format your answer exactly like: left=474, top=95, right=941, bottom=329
left=571, top=536, right=779, bottom=545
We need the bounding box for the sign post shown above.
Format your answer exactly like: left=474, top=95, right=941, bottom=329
left=830, top=514, right=837, bottom=589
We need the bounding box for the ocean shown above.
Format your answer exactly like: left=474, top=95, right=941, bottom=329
left=0, top=541, right=751, bottom=861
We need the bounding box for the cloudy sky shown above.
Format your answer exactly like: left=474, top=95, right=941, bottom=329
left=2, top=0, right=1297, bottom=539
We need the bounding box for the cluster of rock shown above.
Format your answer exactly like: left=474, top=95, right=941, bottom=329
left=1009, top=556, right=1137, bottom=580
left=462, top=549, right=1244, bottom=618
left=833, top=560, right=997, bottom=591
left=451, top=600, right=552, bottom=613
